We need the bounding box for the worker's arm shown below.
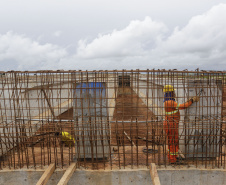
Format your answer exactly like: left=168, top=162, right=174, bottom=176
left=179, top=96, right=200, bottom=110
left=178, top=100, right=193, bottom=110
left=164, top=99, right=192, bottom=111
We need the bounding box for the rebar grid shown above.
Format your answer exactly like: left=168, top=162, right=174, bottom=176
left=0, top=70, right=225, bottom=170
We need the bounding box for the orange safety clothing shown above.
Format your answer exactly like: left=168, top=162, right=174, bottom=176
left=163, top=100, right=192, bottom=163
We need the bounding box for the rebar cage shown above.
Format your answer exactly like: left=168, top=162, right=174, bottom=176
left=0, top=70, right=225, bottom=170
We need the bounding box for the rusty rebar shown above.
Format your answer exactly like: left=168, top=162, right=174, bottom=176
left=0, top=70, right=225, bottom=170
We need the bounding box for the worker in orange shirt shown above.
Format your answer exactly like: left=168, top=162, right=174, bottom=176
left=163, top=85, right=199, bottom=164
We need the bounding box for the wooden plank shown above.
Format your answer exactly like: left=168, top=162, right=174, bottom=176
left=57, top=163, right=76, bottom=185
left=149, top=163, right=161, bottom=185
left=136, top=136, right=162, bottom=145
left=36, top=163, right=55, bottom=185
left=124, top=131, right=136, bottom=147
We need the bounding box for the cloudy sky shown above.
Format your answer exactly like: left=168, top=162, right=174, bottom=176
left=0, top=0, right=226, bottom=71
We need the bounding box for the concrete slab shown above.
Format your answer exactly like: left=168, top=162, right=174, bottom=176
left=0, top=171, right=43, bottom=185
left=0, top=168, right=225, bottom=185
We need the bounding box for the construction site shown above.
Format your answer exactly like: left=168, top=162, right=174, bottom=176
left=0, top=69, right=225, bottom=185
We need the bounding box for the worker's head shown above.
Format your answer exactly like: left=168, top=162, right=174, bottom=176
left=163, top=85, right=175, bottom=102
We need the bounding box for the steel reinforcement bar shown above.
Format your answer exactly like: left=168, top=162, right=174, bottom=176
left=0, top=70, right=225, bottom=170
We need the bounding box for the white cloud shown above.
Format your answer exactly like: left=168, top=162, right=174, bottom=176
left=1, top=4, right=226, bottom=71
left=53, top=31, right=62, bottom=37
left=152, top=3, right=226, bottom=69
left=76, top=17, right=168, bottom=58
left=0, top=32, right=68, bottom=70
left=161, top=4, right=226, bottom=54
left=75, top=4, right=226, bottom=70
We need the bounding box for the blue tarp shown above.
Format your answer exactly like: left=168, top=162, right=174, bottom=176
left=75, top=82, right=105, bottom=97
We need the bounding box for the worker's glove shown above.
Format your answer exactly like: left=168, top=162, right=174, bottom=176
left=191, top=96, right=200, bottom=103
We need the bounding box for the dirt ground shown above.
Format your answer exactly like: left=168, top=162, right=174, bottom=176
left=111, top=87, right=163, bottom=146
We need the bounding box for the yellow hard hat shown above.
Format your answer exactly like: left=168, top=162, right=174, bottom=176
left=163, top=85, right=174, bottom=92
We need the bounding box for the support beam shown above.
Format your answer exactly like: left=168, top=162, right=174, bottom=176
left=41, top=89, right=55, bottom=118
left=36, top=163, right=55, bottom=185
left=57, top=163, right=76, bottom=185
left=149, top=163, right=161, bottom=185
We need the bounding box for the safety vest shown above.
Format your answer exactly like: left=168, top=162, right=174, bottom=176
left=165, top=104, right=180, bottom=115
left=168, top=149, right=178, bottom=155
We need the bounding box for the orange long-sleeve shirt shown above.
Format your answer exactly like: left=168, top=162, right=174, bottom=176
left=164, top=100, right=192, bottom=119
left=163, top=99, right=193, bottom=163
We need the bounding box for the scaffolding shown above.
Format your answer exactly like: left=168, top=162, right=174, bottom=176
left=0, top=70, right=225, bottom=170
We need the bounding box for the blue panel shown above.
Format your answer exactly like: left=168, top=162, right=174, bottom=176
left=76, top=82, right=105, bottom=96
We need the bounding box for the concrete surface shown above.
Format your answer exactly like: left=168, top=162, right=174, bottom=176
left=0, top=168, right=225, bottom=185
